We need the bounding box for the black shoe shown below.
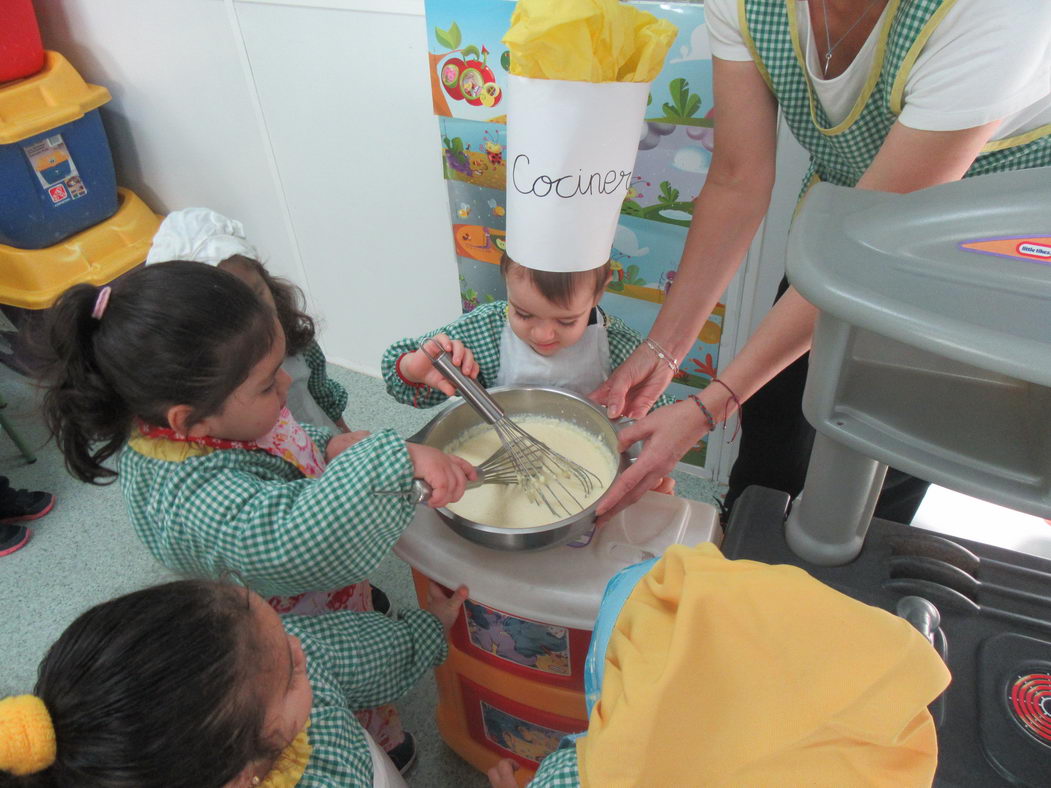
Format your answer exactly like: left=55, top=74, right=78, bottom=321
left=0, top=481, right=55, bottom=524
left=371, top=586, right=395, bottom=618
left=386, top=731, right=417, bottom=776
left=0, top=524, right=31, bottom=557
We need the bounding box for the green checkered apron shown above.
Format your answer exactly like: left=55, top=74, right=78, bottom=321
left=740, top=0, right=1051, bottom=200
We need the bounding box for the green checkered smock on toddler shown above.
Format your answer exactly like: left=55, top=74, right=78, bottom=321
left=120, top=423, right=415, bottom=598
left=301, top=340, right=349, bottom=425
left=287, top=608, right=447, bottom=786
left=381, top=300, right=675, bottom=411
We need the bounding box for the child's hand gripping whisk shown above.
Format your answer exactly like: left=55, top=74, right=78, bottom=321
left=421, top=345, right=602, bottom=517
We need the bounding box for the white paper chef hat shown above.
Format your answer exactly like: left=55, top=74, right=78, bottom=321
left=505, top=74, right=650, bottom=273
left=146, top=207, right=259, bottom=267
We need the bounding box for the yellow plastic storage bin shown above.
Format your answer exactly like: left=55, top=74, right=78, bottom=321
left=0, top=187, right=160, bottom=372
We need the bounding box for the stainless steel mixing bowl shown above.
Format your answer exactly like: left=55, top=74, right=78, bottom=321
left=409, top=386, right=625, bottom=551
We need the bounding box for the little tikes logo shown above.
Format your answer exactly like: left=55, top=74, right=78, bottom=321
left=959, top=235, right=1051, bottom=265
left=1017, top=241, right=1051, bottom=260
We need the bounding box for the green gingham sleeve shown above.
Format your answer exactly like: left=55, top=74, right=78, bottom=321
left=301, top=341, right=349, bottom=424
left=286, top=609, right=447, bottom=787
left=528, top=744, right=582, bottom=787
left=380, top=301, right=508, bottom=408
left=302, top=422, right=335, bottom=454
left=604, top=312, right=677, bottom=411
left=120, top=430, right=415, bottom=598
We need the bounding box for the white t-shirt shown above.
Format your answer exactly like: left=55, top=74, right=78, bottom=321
left=705, top=0, right=1051, bottom=137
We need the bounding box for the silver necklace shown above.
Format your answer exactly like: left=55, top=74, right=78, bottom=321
left=820, top=0, right=884, bottom=76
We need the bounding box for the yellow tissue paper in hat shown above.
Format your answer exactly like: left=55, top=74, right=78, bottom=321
left=502, top=0, right=676, bottom=273
left=576, top=543, right=951, bottom=788
left=503, top=0, right=676, bottom=82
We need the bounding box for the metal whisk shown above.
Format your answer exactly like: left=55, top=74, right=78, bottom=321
left=423, top=346, right=603, bottom=517
left=374, top=444, right=529, bottom=503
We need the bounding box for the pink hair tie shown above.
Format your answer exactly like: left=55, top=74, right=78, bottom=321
left=91, top=286, right=112, bottom=320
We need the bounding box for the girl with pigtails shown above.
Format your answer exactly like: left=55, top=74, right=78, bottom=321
left=33, top=261, right=474, bottom=773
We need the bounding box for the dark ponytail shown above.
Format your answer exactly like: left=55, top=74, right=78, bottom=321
left=0, top=580, right=276, bottom=788
left=34, top=261, right=276, bottom=483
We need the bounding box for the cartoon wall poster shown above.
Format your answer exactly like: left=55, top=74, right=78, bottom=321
left=641, top=2, right=714, bottom=128
left=457, top=256, right=505, bottom=313
left=608, top=214, right=688, bottom=302
left=426, top=0, right=515, bottom=122
left=625, top=121, right=713, bottom=226
left=439, top=116, right=507, bottom=189
left=425, top=0, right=711, bottom=127
left=444, top=177, right=507, bottom=229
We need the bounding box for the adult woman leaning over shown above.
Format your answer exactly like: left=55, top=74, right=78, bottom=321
left=593, top=0, right=1051, bottom=521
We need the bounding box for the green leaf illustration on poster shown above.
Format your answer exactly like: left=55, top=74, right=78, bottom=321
left=659, top=78, right=703, bottom=124
left=435, top=21, right=461, bottom=50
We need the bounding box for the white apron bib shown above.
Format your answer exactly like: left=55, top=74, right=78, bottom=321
left=495, top=309, right=610, bottom=396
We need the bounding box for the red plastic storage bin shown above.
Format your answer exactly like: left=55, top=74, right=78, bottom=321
left=0, top=0, right=45, bottom=84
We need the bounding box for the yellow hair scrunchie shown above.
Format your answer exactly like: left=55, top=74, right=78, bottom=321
left=0, top=695, right=57, bottom=776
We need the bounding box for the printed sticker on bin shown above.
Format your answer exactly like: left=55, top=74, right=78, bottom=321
left=23, top=135, right=87, bottom=206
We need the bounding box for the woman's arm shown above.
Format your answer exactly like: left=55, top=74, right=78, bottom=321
left=597, top=117, right=1007, bottom=518
left=593, top=56, right=779, bottom=419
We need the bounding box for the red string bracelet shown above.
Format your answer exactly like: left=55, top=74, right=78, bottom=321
left=395, top=353, right=429, bottom=408
left=710, top=378, right=742, bottom=442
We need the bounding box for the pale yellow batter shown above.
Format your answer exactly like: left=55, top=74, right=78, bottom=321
left=445, top=417, right=617, bottom=528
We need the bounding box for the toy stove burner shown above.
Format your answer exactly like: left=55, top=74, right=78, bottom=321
left=1010, top=673, right=1051, bottom=745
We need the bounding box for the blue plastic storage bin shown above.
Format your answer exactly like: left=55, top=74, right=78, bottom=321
left=0, top=52, right=118, bottom=249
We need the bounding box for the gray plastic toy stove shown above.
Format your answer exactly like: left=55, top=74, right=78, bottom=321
left=721, top=166, right=1051, bottom=786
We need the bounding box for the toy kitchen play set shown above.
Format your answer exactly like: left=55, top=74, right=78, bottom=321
left=723, top=168, right=1051, bottom=787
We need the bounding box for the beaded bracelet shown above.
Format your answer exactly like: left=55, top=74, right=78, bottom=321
left=687, top=393, right=716, bottom=432
left=643, top=337, right=679, bottom=373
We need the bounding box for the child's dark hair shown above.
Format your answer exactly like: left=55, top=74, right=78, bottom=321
left=499, top=252, right=611, bottom=308
left=219, top=255, right=316, bottom=356
left=0, top=580, right=277, bottom=788
left=35, top=261, right=276, bottom=484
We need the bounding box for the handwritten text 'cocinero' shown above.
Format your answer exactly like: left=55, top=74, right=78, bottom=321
left=511, top=154, right=632, bottom=199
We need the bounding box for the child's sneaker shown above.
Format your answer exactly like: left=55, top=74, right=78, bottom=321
left=386, top=731, right=418, bottom=776
left=0, top=524, right=31, bottom=556
left=371, top=586, right=396, bottom=618
left=0, top=480, right=55, bottom=524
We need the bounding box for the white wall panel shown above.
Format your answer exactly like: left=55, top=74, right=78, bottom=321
left=233, top=1, right=460, bottom=374
left=32, top=0, right=459, bottom=374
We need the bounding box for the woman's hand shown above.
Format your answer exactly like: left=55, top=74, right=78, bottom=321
left=487, top=758, right=520, bottom=788
left=325, top=430, right=371, bottom=461
left=589, top=343, right=672, bottom=420
left=399, top=334, right=479, bottom=397
left=406, top=443, right=476, bottom=508
left=595, top=399, right=708, bottom=519
left=426, top=581, right=469, bottom=632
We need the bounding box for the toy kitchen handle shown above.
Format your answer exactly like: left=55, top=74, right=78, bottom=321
left=422, top=345, right=505, bottom=424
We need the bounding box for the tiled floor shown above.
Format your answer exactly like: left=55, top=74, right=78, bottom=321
left=0, top=362, right=724, bottom=787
